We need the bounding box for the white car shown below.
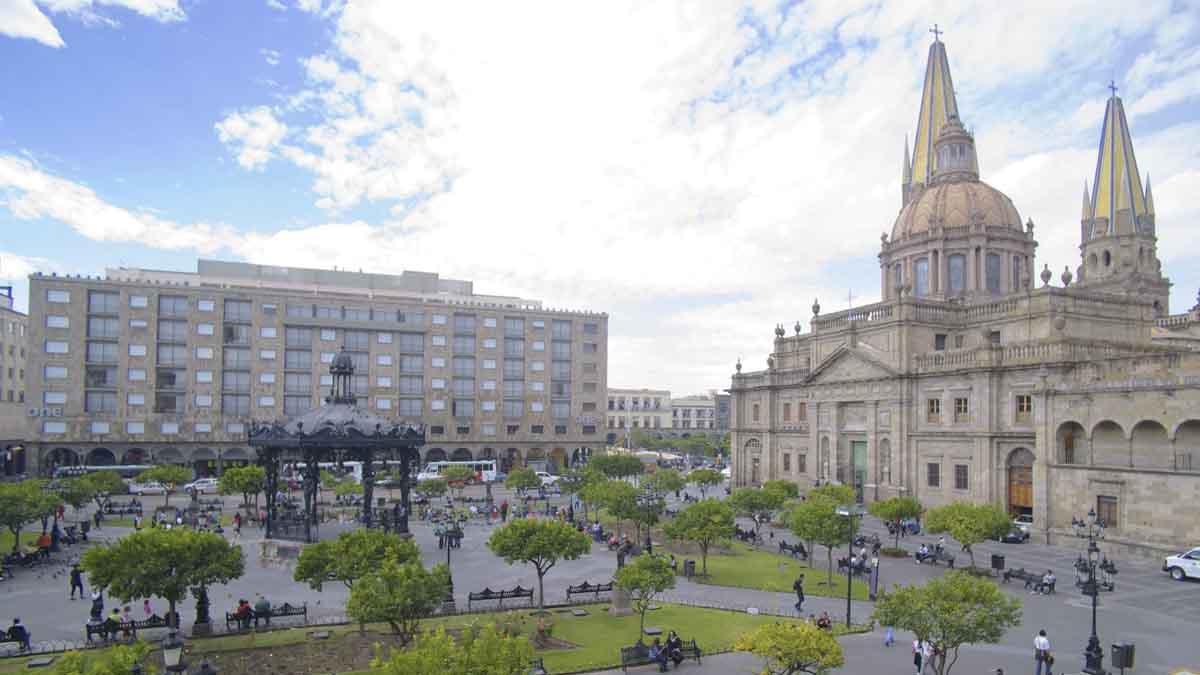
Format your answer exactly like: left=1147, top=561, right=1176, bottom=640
left=1013, top=513, right=1034, bottom=535
left=1163, top=547, right=1200, bottom=581
left=536, top=471, right=559, bottom=486
left=720, top=466, right=732, bottom=479
left=128, top=481, right=167, bottom=495
left=185, top=478, right=219, bottom=494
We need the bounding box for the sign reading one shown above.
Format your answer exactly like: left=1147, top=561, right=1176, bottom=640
left=27, top=407, right=64, bottom=418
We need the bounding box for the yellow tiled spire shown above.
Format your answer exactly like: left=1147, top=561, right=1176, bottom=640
left=1090, top=86, right=1147, bottom=234
left=908, top=35, right=960, bottom=193
left=1081, top=180, right=1092, bottom=221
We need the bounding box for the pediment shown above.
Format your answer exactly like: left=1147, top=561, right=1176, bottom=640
left=806, top=346, right=898, bottom=384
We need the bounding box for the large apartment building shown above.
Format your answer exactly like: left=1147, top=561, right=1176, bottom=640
left=606, top=387, right=671, bottom=444
left=671, top=395, right=718, bottom=433
left=25, top=260, right=608, bottom=477
left=1, top=285, right=29, bottom=476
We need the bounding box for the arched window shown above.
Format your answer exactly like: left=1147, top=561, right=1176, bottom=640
left=985, top=253, right=1001, bottom=293
left=1103, top=250, right=1111, bottom=267
left=878, top=439, right=891, bottom=485
left=1011, top=255, right=1022, bottom=290
left=914, top=258, right=930, bottom=297
left=947, top=254, right=965, bottom=295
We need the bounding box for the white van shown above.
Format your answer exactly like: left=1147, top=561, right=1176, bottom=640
left=416, top=460, right=498, bottom=484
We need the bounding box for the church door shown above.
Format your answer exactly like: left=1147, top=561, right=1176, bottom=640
left=851, top=441, right=868, bottom=503
left=1006, top=448, right=1034, bottom=517
left=750, top=457, right=760, bottom=484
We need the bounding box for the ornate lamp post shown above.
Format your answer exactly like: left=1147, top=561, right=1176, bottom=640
left=161, top=631, right=187, bottom=674
left=835, top=504, right=866, bottom=628
left=444, top=521, right=463, bottom=604
left=1080, top=507, right=1115, bottom=674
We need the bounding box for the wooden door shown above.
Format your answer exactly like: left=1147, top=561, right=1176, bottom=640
left=1007, top=466, right=1032, bottom=514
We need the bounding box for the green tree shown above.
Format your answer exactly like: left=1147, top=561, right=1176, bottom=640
left=734, top=621, right=845, bottom=675
left=415, top=477, right=449, bottom=501
left=294, top=528, right=420, bottom=591
left=662, top=499, right=735, bottom=576
left=595, top=479, right=638, bottom=538
left=218, top=465, right=265, bottom=509
left=137, top=465, right=192, bottom=507
left=346, top=559, right=449, bottom=645
left=613, top=553, right=676, bottom=639
left=319, top=469, right=339, bottom=490
left=81, top=471, right=126, bottom=511
left=687, top=468, right=723, bottom=498
left=0, top=480, right=48, bottom=551
left=868, top=496, right=923, bottom=550
left=57, top=477, right=97, bottom=515
left=441, top=464, right=474, bottom=498
left=646, top=468, right=686, bottom=496
left=872, top=570, right=1022, bottom=675
left=589, top=453, right=644, bottom=482
left=728, top=487, right=785, bottom=535
left=924, top=502, right=1012, bottom=569
left=762, top=479, right=800, bottom=502
left=81, top=528, right=245, bottom=628
left=487, top=518, right=591, bottom=611
left=49, top=641, right=155, bottom=675
left=369, top=623, right=534, bottom=675
left=334, top=477, right=364, bottom=500
left=559, top=466, right=603, bottom=521
left=785, top=485, right=855, bottom=586
left=504, top=467, right=541, bottom=494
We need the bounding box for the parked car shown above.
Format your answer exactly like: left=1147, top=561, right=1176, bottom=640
left=998, top=527, right=1028, bottom=544
left=185, top=478, right=219, bottom=495
left=1163, top=547, right=1200, bottom=581
left=535, top=471, right=559, bottom=486
left=128, top=481, right=167, bottom=495
left=720, top=466, right=732, bottom=479
left=1013, top=513, right=1034, bottom=535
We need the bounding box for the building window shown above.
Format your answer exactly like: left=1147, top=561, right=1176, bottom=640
left=752, top=403, right=760, bottom=422
left=432, top=314, right=447, bottom=326
left=45, top=340, right=69, bottom=354
left=1011, top=255, right=1023, bottom=291
left=1096, top=495, right=1118, bottom=528
left=432, top=335, right=447, bottom=347
left=798, top=402, right=807, bottom=421
left=397, top=398, right=422, bottom=417
left=1015, top=394, right=1032, bottom=423
left=914, top=257, right=930, bottom=297
left=198, top=299, right=215, bottom=312
left=46, top=289, right=71, bottom=304
left=934, top=334, right=947, bottom=351
left=531, top=425, right=544, bottom=434
left=783, top=402, right=791, bottom=422
left=954, top=464, right=968, bottom=490
left=224, top=299, right=252, bottom=321
left=926, top=397, right=941, bottom=423
left=989, top=330, right=1001, bottom=345
left=195, top=346, right=214, bottom=360
left=947, top=254, right=965, bottom=295
left=88, top=291, right=120, bottom=314
left=285, top=395, right=311, bottom=416
left=128, top=392, right=146, bottom=406
left=798, top=454, right=807, bottom=473
left=126, top=422, right=145, bottom=435
left=954, top=397, right=969, bottom=422
left=783, top=453, right=791, bottom=472
left=483, top=317, right=497, bottom=328
left=46, top=315, right=69, bottom=329
left=85, top=391, right=117, bottom=413
left=927, top=462, right=940, bottom=488
left=260, top=327, right=277, bottom=339
left=986, top=253, right=1001, bottom=293
left=320, top=328, right=336, bottom=342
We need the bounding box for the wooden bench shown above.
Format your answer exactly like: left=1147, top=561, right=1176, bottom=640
left=1001, top=567, right=1039, bottom=588
left=566, top=581, right=613, bottom=602
left=467, top=585, right=534, bottom=611
left=620, top=639, right=701, bottom=672
left=224, top=603, right=308, bottom=632
left=778, top=540, right=808, bottom=560
left=85, top=614, right=170, bottom=643
left=914, top=549, right=955, bottom=568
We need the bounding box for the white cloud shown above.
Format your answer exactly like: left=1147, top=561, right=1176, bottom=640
left=266, top=0, right=287, bottom=10
left=259, top=48, right=281, bottom=66
left=0, top=250, right=64, bottom=312
left=36, top=0, right=184, bottom=23
left=0, top=154, right=237, bottom=253
left=214, top=107, right=289, bottom=171
left=0, top=0, right=65, bottom=47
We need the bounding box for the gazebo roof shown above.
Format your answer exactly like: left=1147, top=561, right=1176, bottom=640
left=247, top=346, right=425, bottom=450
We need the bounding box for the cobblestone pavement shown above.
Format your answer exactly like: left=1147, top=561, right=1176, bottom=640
left=1, top=484, right=1198, bottom=674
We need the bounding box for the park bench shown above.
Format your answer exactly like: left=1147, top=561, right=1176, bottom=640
left=914, top=548, right=955, bottom=568
left=85, top=614, right=170, bottom=644
left=778, top=540, right=808, bottom=560
left=733, top=526, right=760, bottom=544
left=467, top=585, right=534, bottom=611
left=619, top=638, right=702, bottom=672
left=836, top=557, right=869, bottom=577
left=103, top=502, right=143, bottom=516
left=224, top=603, right=308, bottom=631
left=566, top=581, right=613, bottom=602
left=1001, top=567, right=1039, bottom=588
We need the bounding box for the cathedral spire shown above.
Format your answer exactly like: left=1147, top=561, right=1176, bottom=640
left=902, top=135, right=913, bottom=204
left=1145, top=174, right=1155, bottom=215
left=909, top=32, right=961, bottom=194
left=1090, top=84, right=1147, bottom=235
left=1081, top=180, right=1092, bottom=221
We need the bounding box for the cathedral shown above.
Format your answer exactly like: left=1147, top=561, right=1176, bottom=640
left=729, top=36, right=1200, bottom=560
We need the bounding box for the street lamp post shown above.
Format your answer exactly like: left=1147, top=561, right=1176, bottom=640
left=161, top=630, right=187, bottom=674
left=444, top=522, right=463, bottom=604
left=835, top=504, right=866, bottom=628
left=1080, top=507, right=1114, bottom=675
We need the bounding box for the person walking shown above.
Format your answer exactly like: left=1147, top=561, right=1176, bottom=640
left=883, top=624, right=894, bottom=647
left=792, top=574, right=805, bottom=612
left=912, top=638, right=925, bottom=675
left=69, top=564, right=85, bottom=600
left=1034, top=629, right=1053, bottom=675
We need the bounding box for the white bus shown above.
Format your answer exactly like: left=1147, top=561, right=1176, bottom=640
left=417, top=460, right=497, bottom=484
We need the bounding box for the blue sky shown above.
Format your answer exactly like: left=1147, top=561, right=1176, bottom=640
left=2, top=0, right=1199, bottom=395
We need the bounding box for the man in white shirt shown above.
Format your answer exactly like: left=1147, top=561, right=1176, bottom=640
left=1034, top=629, right=1052, bottom=675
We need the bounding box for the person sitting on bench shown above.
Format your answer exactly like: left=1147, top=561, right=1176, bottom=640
left=666, top=630, right=685, bottom=668
left=8, top=619, right=30, bottom=652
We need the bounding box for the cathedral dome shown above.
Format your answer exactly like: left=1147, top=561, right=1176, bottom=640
left=891, top=178, right=1022, bottom=241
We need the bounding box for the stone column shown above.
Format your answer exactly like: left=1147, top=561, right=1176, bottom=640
left=868, top=400, right=879, bottom=502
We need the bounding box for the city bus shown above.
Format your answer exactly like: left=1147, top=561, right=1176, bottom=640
left=416, top=460, right=497, bottom=484
left=52, top=465, right=154, bottom=481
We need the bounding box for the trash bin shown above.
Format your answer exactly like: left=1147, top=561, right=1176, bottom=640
left=991, top=554, right=1005, bottom=571
left=683, top=559, right=696, bottom=578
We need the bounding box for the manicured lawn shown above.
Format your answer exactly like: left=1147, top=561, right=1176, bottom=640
left=681, top=542, right=870, bottom=600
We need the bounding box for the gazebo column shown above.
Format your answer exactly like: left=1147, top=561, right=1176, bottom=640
left=361, top=448, right=375, bottom=528
left=303, top=450, right=320, bottom=543
left=397, top=449, right=413, bottom=535
left=261, top=449, right=279, bottom=540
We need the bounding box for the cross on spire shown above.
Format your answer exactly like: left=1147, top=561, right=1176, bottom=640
left=929, top=23, right=943, bottom=41
left=1108, top=80, right=1118, bottom=97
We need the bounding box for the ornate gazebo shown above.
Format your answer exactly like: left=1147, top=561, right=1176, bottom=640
left=248, top=348, right=425, bottom=543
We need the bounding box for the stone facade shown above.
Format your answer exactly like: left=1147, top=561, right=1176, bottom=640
left=606, top=388, right=672, bottom=439
left=25, top=260, right=608, bottom=476
left=730, top=38, right=1200, bottom=560
left=0, top=286, right=29, bottom=476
